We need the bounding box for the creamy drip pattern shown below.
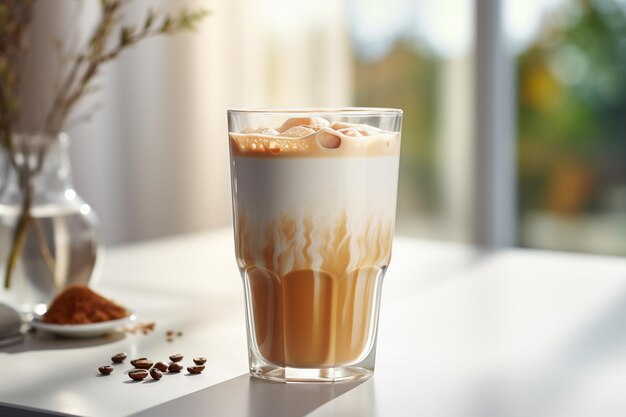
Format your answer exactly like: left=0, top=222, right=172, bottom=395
left=236, top=211, right=393, bottom=367
left=236, top=212, right=393, bottom=278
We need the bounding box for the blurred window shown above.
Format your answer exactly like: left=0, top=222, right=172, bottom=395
left=509, top=0, right=626, bottom=255
left=350, top=0, right=475, bottom=243
left=349, top=0, right=625, bottom=255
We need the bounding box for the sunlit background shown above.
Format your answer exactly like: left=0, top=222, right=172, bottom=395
left=25, top=0, right=626, bottom=256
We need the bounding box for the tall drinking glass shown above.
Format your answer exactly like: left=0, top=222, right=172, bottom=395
left=228, top=108, right=402, bottom=383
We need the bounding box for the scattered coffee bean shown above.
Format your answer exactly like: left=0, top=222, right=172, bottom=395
left=124, top=322, right=157, bottom=336
left=154, top=362, right=168, bottom=372
left=134, top=359, right=153, bottom=370
left=130, top=357, right=147, bottom=367
left=150, top=368, right=163, bottom=380
left=168, top=363, right=183, bottom=373
left=129, top=369, right=149, bottom=380
left=169, top=353, right=183, bottom=362
left=187, top=365, right=205, bottom=374
left=193, top=357, right=207, bottom=365
left=165, top=329, right=183, bottom=342
left=111, top=353, right=127, bottom=363
left=99, top=365, right=113, bottom=375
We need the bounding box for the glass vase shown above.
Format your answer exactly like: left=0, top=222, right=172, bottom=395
left=0, top=133, right=103, bottom=315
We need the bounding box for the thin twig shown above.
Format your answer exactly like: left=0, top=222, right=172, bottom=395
left=30, top=217, right=56, bottom=282
left=4, top=211, right=29, bottom=289
left=4, top=165, right=32, bottom=289
left=0, top=155, right=11, bottom=197
left=64, top=101, right=104, bottom=131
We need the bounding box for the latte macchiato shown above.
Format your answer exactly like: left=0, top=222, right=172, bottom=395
left=228, top=109, right=402, bottom=383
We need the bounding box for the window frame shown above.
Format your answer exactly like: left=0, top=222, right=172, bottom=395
left=472, top=0, right=517, bottom=248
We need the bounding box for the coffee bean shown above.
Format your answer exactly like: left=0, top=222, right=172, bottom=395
left=187, top=365, right=205, bottom=374
left=99, top=365, right=113, bottom=375
left=154, top=362, right=168, bottom=372
left=169, top=353, right=183, bottom=362
left=134, top=359, right=153, bottom=370
left=150, top=368, right=163, bottom=381
left=177, top=331, right=183, bottom=337
left=129, top=369, right=148, bottom=380
left=193, top=357, right=207, bottom=365
left=168, top=363, right=183, bottom=373
left=111, top=353, right=127, bottom=363
left=130, top=357, right=147, bottom=367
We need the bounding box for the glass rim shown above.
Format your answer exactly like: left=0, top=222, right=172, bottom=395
left=227, top=107, right=403, bottom=117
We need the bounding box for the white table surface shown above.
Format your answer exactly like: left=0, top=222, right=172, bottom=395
left=1, top=229, right=626, bottom=417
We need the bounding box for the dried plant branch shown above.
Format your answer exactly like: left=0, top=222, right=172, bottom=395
left=44, top=0, right=122, bottom=135
left=45, top=4, right=209, bottom=136
left=1, top=0, right=209, bottom=290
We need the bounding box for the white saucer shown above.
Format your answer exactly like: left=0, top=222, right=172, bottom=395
left=30, top=312, right=136, bottom=338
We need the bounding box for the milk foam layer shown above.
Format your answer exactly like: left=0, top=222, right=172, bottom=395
left=230, top=117, right=400, bottom=368
left=233, top=157, right=398, bottom=274
left=230, top=117, right=400, bottom=158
